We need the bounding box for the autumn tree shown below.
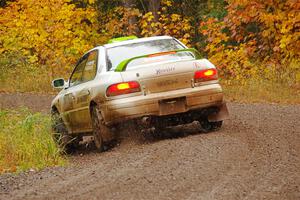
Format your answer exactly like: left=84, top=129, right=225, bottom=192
left=200, top=0, right=300, bottom=84
left=1, top=0, right=298, bottom=89
left=0, top=0, right=102, bottom=78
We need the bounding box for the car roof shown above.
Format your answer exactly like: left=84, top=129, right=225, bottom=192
left=103, top=36, right=174, bottom=48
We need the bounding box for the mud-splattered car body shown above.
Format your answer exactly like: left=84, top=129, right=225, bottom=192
left=51, top=36, right=229, bottom=151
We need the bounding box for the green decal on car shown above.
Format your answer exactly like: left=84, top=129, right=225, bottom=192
left=108, top=36, right=138, bottom=44
left=115, top=48, right=202, bottom=72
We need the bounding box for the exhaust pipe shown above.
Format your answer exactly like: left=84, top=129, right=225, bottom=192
left=141, top=116, right=151, bottom=125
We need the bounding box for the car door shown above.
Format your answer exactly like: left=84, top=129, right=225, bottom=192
left=70, top=50, right=99, bottom=133
left=62, top=54, right=89, bottom=132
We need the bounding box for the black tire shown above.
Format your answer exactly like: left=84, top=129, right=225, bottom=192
left=51, top=111, right=79, bottom=153
left=90, top=105, right=114, bottom=152
left=199, top=118, right=223, bottom=133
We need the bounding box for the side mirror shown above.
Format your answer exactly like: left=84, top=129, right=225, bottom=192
left=52, top=78, right=65, bottom=89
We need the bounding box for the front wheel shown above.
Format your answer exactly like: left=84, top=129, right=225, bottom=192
left=51, top=111, right=79, bottom=153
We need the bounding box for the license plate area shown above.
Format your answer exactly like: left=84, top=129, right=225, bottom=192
left=159, top=97, right=187, bottom=116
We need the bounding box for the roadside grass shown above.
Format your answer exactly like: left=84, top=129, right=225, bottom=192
left=0, top=66, right=55, bottom=94
left=0, top=53, right=68, bottom=94
left=0, top=109, right=66, bottom=174
left=222, top=79, right=300, bottom=104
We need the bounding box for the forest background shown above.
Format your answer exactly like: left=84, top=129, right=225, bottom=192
left=0, top=0, right=299, bottom=173
left=0, top=0, right=299, bottom=103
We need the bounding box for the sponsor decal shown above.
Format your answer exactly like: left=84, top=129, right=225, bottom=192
left=155, top=66, right=175, bottom=75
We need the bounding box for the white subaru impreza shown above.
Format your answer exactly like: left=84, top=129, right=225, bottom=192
left=51, top=36, right=229, bottom=152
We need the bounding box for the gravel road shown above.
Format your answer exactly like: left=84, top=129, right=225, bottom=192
left=0, top=93, right=299, bottom=200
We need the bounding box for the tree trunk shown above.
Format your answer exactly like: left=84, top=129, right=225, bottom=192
left=123, top=0, right=139, bottom=35
left=148, top=0, right=161, bottom=21
left=0, top=0, right=8, bottom=7
left=123, top=0, right=135, bottom=9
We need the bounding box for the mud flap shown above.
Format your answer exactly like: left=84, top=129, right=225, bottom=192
left=208, top=102, right=229, bottom=122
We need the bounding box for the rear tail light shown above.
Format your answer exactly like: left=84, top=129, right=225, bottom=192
left=194, top=68, right=218, bottom=82
left=106, top=81, right=141, bottom=97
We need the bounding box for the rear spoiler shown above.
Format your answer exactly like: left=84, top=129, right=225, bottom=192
left=114, top=48, right=202, bottom=72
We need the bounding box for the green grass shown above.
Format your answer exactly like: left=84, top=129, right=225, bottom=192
left=0, top=109, right=66, bottom=174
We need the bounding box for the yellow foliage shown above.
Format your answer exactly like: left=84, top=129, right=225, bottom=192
left=140, top=1, right=194, bottom=47
left=0, top=0, right=102, bottom=77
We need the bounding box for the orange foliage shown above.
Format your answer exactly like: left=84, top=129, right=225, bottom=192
left=99, top=6, right=141, bottom=37
left=225, top=0, right=300, bottom=62
left=200, top=0, right=300, bottom=84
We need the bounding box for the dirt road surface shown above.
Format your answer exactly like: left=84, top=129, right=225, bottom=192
left=0, top=93, right=299, bottom=200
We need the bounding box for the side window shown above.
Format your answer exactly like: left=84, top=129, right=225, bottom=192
left=69, top=55, right=88, bottom=87
left=82, top=50, right=98, bottom=82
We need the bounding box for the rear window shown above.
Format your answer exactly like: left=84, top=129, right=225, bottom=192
left=106, top=39, right=194, bottom=71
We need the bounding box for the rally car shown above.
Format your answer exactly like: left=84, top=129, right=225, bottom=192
left=51, top=36, right=229, bottom=152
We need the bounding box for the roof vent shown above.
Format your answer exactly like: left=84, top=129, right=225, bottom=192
left=108, top=36, right=138, bottom=44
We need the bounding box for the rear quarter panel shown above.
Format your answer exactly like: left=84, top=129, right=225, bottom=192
left=89, top=71, right=124, bottom=120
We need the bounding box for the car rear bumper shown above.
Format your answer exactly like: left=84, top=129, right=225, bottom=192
left=101, top=83, right=224, bottom=125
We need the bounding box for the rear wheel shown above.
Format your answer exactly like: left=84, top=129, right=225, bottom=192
left=199, top=118, right=223, bottom=133
left=51, top=111, right=79, bottom=153
left=90, top=106, right=114, bottom=152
